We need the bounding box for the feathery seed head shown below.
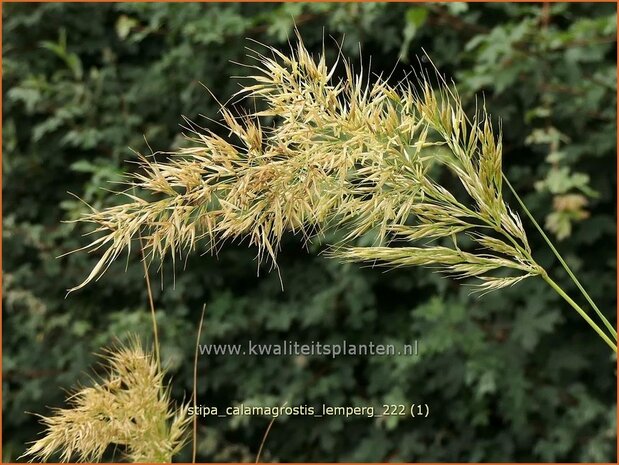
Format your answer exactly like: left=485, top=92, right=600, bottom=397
left=69, top=35, right=540, bottom=293
left=22, top=339, right=190, bottom=463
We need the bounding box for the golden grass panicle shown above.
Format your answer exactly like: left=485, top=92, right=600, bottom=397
left=22, top=339, right=190, bottom=463
left=68, top=35, right=542, bottom=293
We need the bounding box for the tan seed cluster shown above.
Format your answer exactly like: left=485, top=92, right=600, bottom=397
left=69, top=36, right=542, bottom=294
left=22, top=339, right=190, bottom=463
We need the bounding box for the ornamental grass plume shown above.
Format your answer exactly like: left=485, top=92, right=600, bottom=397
left=22, top=339, right=190, bottom=463
left=68, top=36, right=616, bottom=351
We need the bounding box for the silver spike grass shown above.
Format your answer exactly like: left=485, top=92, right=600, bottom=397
left=67, top=36, right=616, bottom=352
left=21, top=338, right=190, bottom=463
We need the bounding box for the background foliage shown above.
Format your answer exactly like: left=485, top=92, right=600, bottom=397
left=3, top=2, right=617, bottom=462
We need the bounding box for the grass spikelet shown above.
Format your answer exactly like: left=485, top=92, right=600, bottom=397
left=21, top=338, right=190, bottom=463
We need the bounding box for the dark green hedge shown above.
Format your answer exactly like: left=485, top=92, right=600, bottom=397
left=3, top=3, right=616, bottom=462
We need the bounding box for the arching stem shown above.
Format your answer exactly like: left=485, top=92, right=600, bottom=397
left=503, top=174, right=617, bottom=342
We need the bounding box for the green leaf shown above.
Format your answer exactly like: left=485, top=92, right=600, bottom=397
left=115, top=15, right=139, bottom=40
left=399, top=7, right=428, bottom=61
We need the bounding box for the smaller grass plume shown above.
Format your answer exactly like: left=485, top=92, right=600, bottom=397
left=22, top=338, right=190, bottom=463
